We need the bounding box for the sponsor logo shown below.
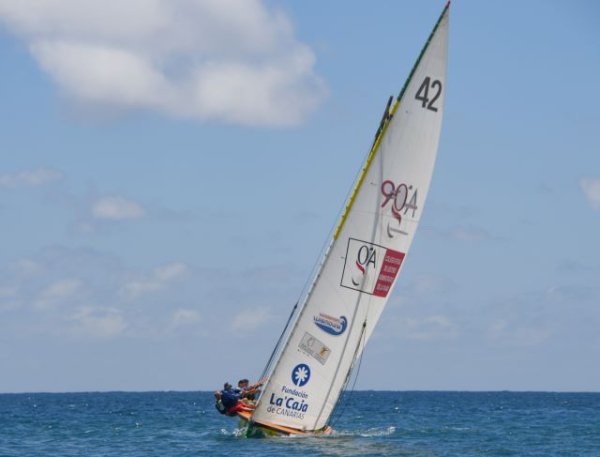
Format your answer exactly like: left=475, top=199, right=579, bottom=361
left=314, top=313, right=347, bottom=336
left=340, top=238, right=405, bottom=297
left=291, top=363, right=311, bottom=387
left=298, top=332, right=331, bottom=365
left=266, top=385, right=309, bottom=419
left=380, top=179, right=418, bottom=238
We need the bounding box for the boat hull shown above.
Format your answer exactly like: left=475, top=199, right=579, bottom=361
left=236, top=410, right=332, bottom=437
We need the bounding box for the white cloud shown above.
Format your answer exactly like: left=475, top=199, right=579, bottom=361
left=0, top=0, right=325, bottom=126
left=545, top=285, right=595, bottom=304
left=168, top=308, right=202, bottom=330
left=70, top=306, right=127, bottom=338
left=231, top=307, right=270, bottom=333
left=156, top=262, right=188, bottom=281
left=12, top=259, right=43, bottom=276
left=395, top=315, right=458, bottom=341
left=32, top=41, right=171, bottom=110
left=487, top=318, right=551, bottom=347
left=0, top=168, right=63, bottom=188
left=34, top=278, right=82, bottom=309
left=123, top=262, right=188, bottom=299
left=92, top=196, right=145, bottom=220
left=580, top=177, right=600, bottom=209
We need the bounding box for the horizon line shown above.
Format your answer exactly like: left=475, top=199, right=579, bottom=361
left=1, top=389, right=598, bottom=395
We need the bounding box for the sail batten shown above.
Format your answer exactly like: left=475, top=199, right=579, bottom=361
left=250, top=4, right=449, bottom=433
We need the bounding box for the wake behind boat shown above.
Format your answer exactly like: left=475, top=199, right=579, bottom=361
left=216, top=2, right=450, bottom=437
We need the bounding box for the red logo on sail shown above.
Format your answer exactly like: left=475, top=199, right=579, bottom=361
left=341, top=238, right=405, bottom=297
left=381, top=179, right=418, bottom=238
left=372, top=249, right=405, bottom=297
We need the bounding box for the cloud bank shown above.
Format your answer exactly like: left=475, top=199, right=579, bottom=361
left=92, top=196, right=146, bottom=220
left=122, top=262, right=188, bottom=299
left=0, top=0, right=325, bottom=126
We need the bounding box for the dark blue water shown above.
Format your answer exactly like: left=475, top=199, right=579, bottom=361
left=0, top=391, right=598, bottom=456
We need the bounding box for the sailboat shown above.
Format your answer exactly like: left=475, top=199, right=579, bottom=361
left=237, top=2, right=450, bottom=436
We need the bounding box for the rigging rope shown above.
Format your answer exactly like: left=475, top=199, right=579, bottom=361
left=258, top=302, right=298, bottom=388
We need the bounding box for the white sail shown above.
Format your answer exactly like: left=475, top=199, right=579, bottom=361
left=251, top=4, right=449, bottom=432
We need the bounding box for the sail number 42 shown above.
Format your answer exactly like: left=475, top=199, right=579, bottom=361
left=415, top=76, right=442, bottom=112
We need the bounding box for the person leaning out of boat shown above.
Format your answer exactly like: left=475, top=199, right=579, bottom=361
left=237, top=378, right=263, bottom=402
left=215, top=382, right=255, bottom=416
left=214, top=389, right=227, bottom=415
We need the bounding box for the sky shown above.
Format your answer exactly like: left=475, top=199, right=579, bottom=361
left=0, top=0, right=599, bottom=393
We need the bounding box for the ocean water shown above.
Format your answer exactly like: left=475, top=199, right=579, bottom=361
left=0, top=391, right=598, bottom=456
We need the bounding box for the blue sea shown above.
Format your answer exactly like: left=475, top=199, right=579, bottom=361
left=0, top=391, right=598, bottom=456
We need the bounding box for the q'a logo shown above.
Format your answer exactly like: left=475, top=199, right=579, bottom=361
left=352, top=244, right=377, bottom=286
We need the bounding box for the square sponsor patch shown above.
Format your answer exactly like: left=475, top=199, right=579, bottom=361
left=298, top=332, right=331, bottom=365
left=340, top=238, right=405, bottom=297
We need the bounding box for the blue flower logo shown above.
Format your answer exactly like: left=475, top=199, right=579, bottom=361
left=291, top=363, right=311, bottom=387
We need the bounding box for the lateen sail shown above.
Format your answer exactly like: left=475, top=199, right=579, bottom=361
left=251, top=3, right=450, bottom=432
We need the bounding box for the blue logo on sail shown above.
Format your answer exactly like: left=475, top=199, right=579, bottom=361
left=314, top=313, right=347, bottom=336
left=291, top=363, right=311, bottom=387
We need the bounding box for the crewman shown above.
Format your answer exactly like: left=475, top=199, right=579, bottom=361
left=215, top=379, right=264, bottom=416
